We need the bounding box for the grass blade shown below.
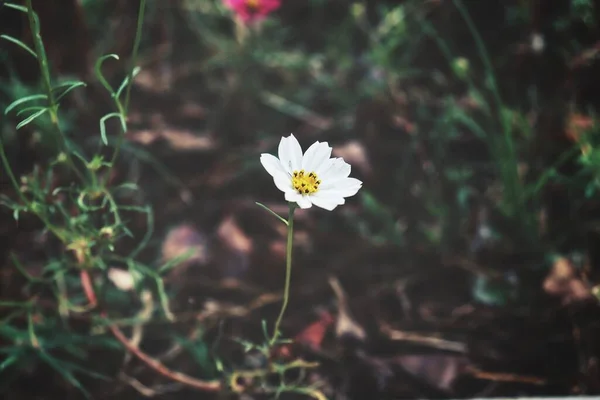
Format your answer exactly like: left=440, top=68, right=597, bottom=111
left=0, top=34, right=37, bottom=58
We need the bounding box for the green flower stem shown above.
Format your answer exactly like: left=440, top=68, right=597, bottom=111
left=105, top=0, right=147, bottom=182
left=0, top=138, right=28, bottom=206
left=24, top=0, right=85, bottom=183
left=271, top=203, right=296, bottom=345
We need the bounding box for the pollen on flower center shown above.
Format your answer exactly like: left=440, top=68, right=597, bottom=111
left=292, top=170, right=321, bottom=195
left=245, top=0, right=260, bottom=9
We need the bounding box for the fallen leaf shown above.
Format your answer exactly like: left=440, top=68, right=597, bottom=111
left=161, top=224, right=210, bottom=266
left=396, top=354, right=468, bottom=391
left=294, top=309, right=334, bottom=351
left=543, top=256, right=593, bottom=304
left=329, top=276, right=367, bottom=343
left=217, top=215, right=253, bottom=254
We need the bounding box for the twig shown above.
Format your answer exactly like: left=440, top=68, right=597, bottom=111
left=465, top=366, right=546, bottom=386
left=119, top=372, right=182, bottom=397
left=379, top=321, right=467, bottom=353
left=79, top=270, right=97, bottom=307
left=79, top=271, right=222, bottom=392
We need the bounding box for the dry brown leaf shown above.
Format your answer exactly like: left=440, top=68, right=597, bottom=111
left=543, top=256, right=593, bottom=304
left=179, top=102, right=206, bottom=119
left=161, top=224, right=210, bottom=266
left=217, top=215, right=253, bottom=254
left=396, top=354, right=468, bottom=391
left=566, top=112, right=594, bottom=150
left=329, top=276, right=367, bottom=342
left=129, top=128, right=214, bottom=150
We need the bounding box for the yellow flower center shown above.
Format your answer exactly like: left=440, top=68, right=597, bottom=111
left=246, top=0, right=260, bottom=9
left=292, top=170, right=321, bottom=195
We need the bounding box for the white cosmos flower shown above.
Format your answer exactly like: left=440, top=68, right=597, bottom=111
left=260, top=134, right=362, bottom=210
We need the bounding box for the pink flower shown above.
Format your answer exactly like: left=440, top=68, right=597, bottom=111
left=223, top=0, right=281, bottom=23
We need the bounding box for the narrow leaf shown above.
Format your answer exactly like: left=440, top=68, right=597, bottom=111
left=38, top=352, right=91, bottom=399
left=115, top=66, right=141, bottom=99
left=94, top=54, right=119, bottom=95
left=54, top=81, right=87, bottom=102
left=4, top=3, right=27, bottom=12
left=5, top=94, right=47, bottom=114
left=16, top=106, right=45, bottom=117
left=255, top=202, right=288, bottom=225
left=16, top=108, right=48, bottom=129
left=0, top=35, right=36, bottom=58
left=99, top=112, right=123, bottom=145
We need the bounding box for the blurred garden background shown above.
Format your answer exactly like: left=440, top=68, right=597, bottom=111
left=2, top=0, right=600, bottom=398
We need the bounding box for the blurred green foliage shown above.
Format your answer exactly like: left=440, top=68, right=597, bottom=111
left=1, top=0, right=600, bottom=397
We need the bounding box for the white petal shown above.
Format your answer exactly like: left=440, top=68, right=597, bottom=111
left=296, top=195, right=313, bottom=209
left=301, top=141, right=332, bottom=172
left=260, top=154, right=287, bottom=178
left=310, top=193, right=344, bottom=211
left=318, top=159, right=352, bottom=190
left=286, top=191, right=312, bottom=208
left=278, top=134, right=302, bottom=173
left=284, top=191, right=301, bottom=203
left=320, top=158, right=351, bottom=179
left=261, top=154, right=294, bottom=193
left=319, top=177, right=362, bottom=198
left=274, top=174, right=294, bottom=194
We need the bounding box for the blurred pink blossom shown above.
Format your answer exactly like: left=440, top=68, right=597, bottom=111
left=224, top=0, right=281, bottom=22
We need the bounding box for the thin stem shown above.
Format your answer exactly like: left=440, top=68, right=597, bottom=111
left=271, top=203, right=296, bottom=345
left=106, top=0, right=147, bottom=179
left=0, top=138, right=28, bottom=206
left=79, top=270, right=97, bottom=307
left=1, top=138, right=71, bottom=243
left=78, top=271, right=221, bottom=392
left=24, top=0, right=85, bottom=183
left=123, top=0, right=146, bottom=115
left=255, top=202, right=288, bottom=226
left=453, top=0, right=524, bottom=221
left=0, top=139, right=69, bottom=241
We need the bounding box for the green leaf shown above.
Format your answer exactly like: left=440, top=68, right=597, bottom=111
left=70, top=149, right=90, bottom=165
left=113, top=182, right=139, bottom=192
left=115, top=66, right=141, bottom=99
left=255, top=202, right=288, bottom=225
left=94, top=54, right=119, bottom=95
left=0, top=354, right=20, bottom=371
left=173, top=336, right=216, bottom=377
left=471, top=275, right=517, bottom=306
left=11, top=253, right=44, bottom=283
left=449, top=107, right=487, bottom=139
left=16, top=108, right=48, bottom=129
left=0, top=35, right=37, bottom=58
left=99, top=112, right=126, bottom=145
left=5, top=94, right=47, bottom=114
left=53, top=81, right=87, bottom=102
left=154, top=276, right=174, bottom=321
left=37, top=352, right=91, bottom=399
left=4, top=3, right=28, bottom=12
left=16, top=106, right=46, bottom=117
left=158, top=250, right=195, bottom=274
left=128, top=205, right=153, bottom=258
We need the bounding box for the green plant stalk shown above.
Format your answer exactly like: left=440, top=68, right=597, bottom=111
left=0, top=138, right=28, bottom=207
left=24, top=0, right=85, bottom=183
left=271, top=203, right=296, bottom=345
left=452, top=0, right=524, bottom=222
left=106, top=0, right=147, bottom=177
